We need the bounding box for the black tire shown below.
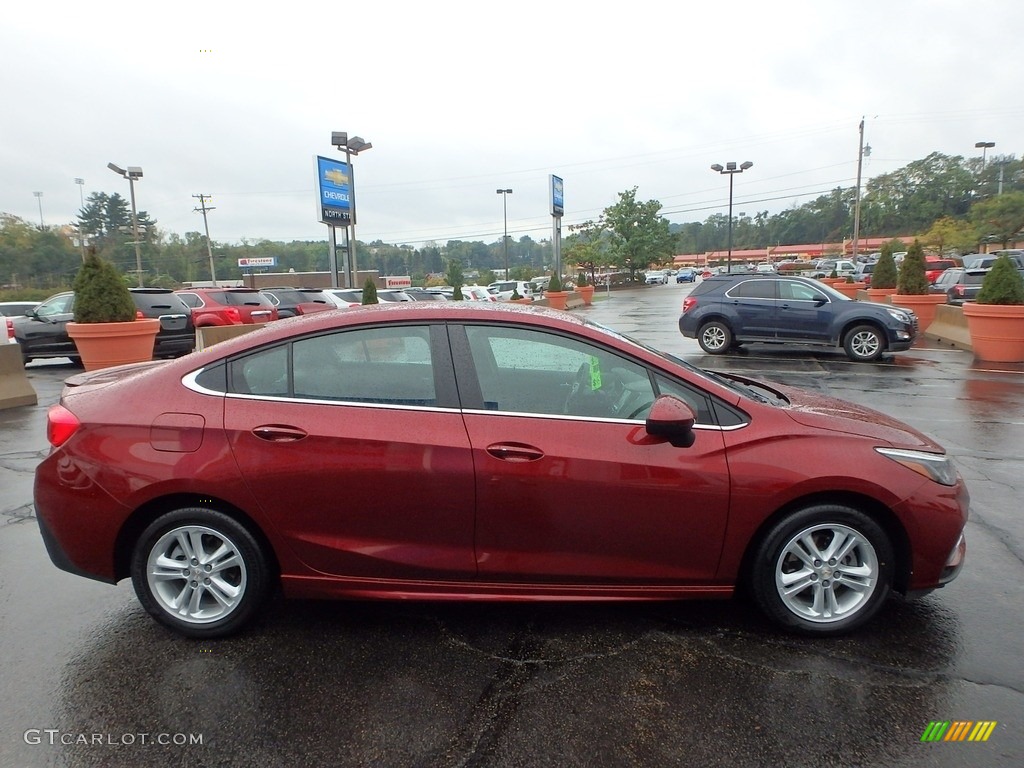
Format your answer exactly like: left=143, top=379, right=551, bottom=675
left=697, top=321, right=732, bottom=355
left=131, top=507, right=271, bottom=638
left=843, top=324, right=886, bottom=362
left=749, top=504, right=893, bottom=636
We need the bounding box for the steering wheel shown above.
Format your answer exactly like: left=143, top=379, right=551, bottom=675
left=563, top=362, right=593, bottom=414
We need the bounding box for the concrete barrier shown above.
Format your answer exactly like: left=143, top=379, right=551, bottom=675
left=924, top=304, right=972, bottom=351
left=0, top=344, right=38, bottom=410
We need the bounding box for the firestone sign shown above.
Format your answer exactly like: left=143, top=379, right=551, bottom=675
left=237, top=257, right=277, bottom=267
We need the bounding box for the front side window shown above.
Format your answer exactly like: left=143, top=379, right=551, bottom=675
left=37, top=294, right=74, bottom=317
left=465, top=325, right=656, bottom=419
left=780, top=281, right=828, bottom=302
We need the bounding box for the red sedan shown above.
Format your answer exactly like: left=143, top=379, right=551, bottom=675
left=34, top=304, right=968, bottom=638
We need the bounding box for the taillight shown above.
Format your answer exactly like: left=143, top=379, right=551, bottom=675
left=226, top=308, right=242, bottom=323
left=952, top=286, right=965, bottom=297
left=46, top=404, right=80, bottom=448
left=136, top=309, right=144, bottom=319
left=682, top=297, right=697, bottom=313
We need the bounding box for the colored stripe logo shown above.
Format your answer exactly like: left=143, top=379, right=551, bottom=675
left=921, top=721, right=997, bottom=742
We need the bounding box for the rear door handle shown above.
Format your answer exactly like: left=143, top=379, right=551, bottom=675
left=252, top=425, right=308, bottom=442
left=486, top=443, right=544, bottom=462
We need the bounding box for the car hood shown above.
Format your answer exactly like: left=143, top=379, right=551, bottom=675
left=775, top=383, right=941, bottom=451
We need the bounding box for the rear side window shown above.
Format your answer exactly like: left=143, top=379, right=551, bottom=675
left=729, top=280, right=776, bottom=299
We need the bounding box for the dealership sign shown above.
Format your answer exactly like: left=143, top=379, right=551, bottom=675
left=385, top=276, right=412, bottom=289
left=316, top=155, right=354, bottom=225
left=237, top=257, right=277, bottom=267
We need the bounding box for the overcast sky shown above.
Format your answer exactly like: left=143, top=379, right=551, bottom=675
left=3, top=0, right=1021, bottom=249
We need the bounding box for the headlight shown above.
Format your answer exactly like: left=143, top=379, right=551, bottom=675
left=886, top=308, right=912, bottom=324
left=876, top=447, right=958, bottom=486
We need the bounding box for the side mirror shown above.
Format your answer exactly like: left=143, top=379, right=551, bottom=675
left=645, top=395, right=697, bottom=448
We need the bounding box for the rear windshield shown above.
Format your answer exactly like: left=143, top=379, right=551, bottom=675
left=214, top=291, right=273, bottom=307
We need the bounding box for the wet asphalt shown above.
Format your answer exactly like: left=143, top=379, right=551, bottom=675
left=1, top=285, right=1021, bottom=767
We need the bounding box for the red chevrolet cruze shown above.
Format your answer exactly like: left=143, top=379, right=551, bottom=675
left=34, top=303, right=968, bottom=638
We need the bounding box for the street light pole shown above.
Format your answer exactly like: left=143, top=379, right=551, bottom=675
left=496, top=188, right=512, bottom=279
left=33, top=192, right=43, bottom=228
left=74, top=178, right=86, bottom=260
left=108, top=163, right=145, bottom=286
left=975, top=141, right=995, bottom=196
left=710, top=161, right=753, bottom=273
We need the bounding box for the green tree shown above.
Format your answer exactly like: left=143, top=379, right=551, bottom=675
left=921, top=216, right=979, bottom=257
left=72, top=250, right=136, bottom=322
left=872, top=248, right=898, bottom=290
left=896, top=239, right=930, bottom=295
left=565, top=219, right=610, bottom=283
left=969, top=191, right=1024, bottom=248
left=361, top=278, right=378, bottom=304
left=976, top=255, right=1024, bottom=304
left=446, top=258, right=464, bottom=301
left=602, top=188, right=677, bottom=280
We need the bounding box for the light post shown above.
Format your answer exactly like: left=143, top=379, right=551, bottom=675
left=74, top=178, right=86, bottom=259
left=710, top=161, right=753, bottom=273
left=33, top=192, right=44, bottom=228
left=975, top=141, right=995, bottom=171
left=975, top=141, right=995, bottom=196
left=107, top=163, right=145, bottom=286
left=330, top=131, right=372, bottom=288
left=496, top=188, right=512, bottom=279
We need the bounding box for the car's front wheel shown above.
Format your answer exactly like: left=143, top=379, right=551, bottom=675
left=843, top=324, right=886, bottom=362
left=697, top=321, right=732, bottom=354
left=131, top=508, right=271, bottom=638
left=750, top=504, right=893, bottom=635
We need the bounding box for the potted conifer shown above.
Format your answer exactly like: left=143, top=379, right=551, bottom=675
left=362, top=278, right=379, bottom=305
left=893, top=239, right=944, bottom=332
left=575, top=271, right=595, bottom=305
left=66, top=250, right=159, bottom=370
left=867, top=248, right=898, bottom=303
left=544, top=272, right=569, bottom=310
left=962, top=255, right=1024, bottom=362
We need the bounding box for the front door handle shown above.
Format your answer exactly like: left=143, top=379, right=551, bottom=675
left=252, top=424, right=308, bottom=442
left=486, top=442, right=544, bottom=463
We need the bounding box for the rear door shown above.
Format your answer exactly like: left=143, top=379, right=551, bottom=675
left=223, top=323, right=477, bottom=579
left=725, top=279, right=777, bottom=339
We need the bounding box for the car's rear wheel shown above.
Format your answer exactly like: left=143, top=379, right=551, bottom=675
left=131, top=508, right=271, bottom=638
left=843, top=324, right=886, bottom=362
left=697, top=321, right=732, bottom=354
left=750, top=504, right=893, bottom=635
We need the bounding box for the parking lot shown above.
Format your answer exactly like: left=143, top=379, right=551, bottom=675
left=2, top=284, right=1022, bottom=767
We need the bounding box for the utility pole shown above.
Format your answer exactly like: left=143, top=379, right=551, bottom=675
left=192, top=194, right=218, bottom=284
left=852, top=118, right=865, bottom=261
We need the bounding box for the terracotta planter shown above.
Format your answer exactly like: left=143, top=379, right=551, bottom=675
left=544, top=290, right=570, bottom=310
left=67, top=318, right=160, bottom=371
left=891, top=293, right=946, bottom=334
left=576, top=285, right=595, bottom=305
left=866, top=287, right=897, bottom=304
left=962, top=303, right=1024, bottom=362
left=833, top=281, right=866, bottom=298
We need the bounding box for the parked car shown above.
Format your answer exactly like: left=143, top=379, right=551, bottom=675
left=963, top=252, right=1024, bottom=269
left=675, top=268, right=697, bottom=283
left=174, top=288, right=278, bottom=326
left=12, top=289, right=195, bottom=363
left=403, top=288, right=449, bottom=301
left=678, top=274, right=918, bottom=362
left=34, top=303, right=967, bottom=639
left=645, top=271, right=669, bottom=285
left=755, top=263, right=775, bottom=274
left=1, top=301, right=40, bottom=345
left=460, top=285, right=498, bottom=302
left=853, top=262, right=876, bottom=286
left=812, top=259, right=857, bottom=279
left=924, top=258, right=958, bottom=284
left=325, top=289, right=364, bottom=307
left=488, top=280, right=537, bottom=301
left=260, top=287, right=336, bottom=318
left=929, top=268, right=990, bottom=306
